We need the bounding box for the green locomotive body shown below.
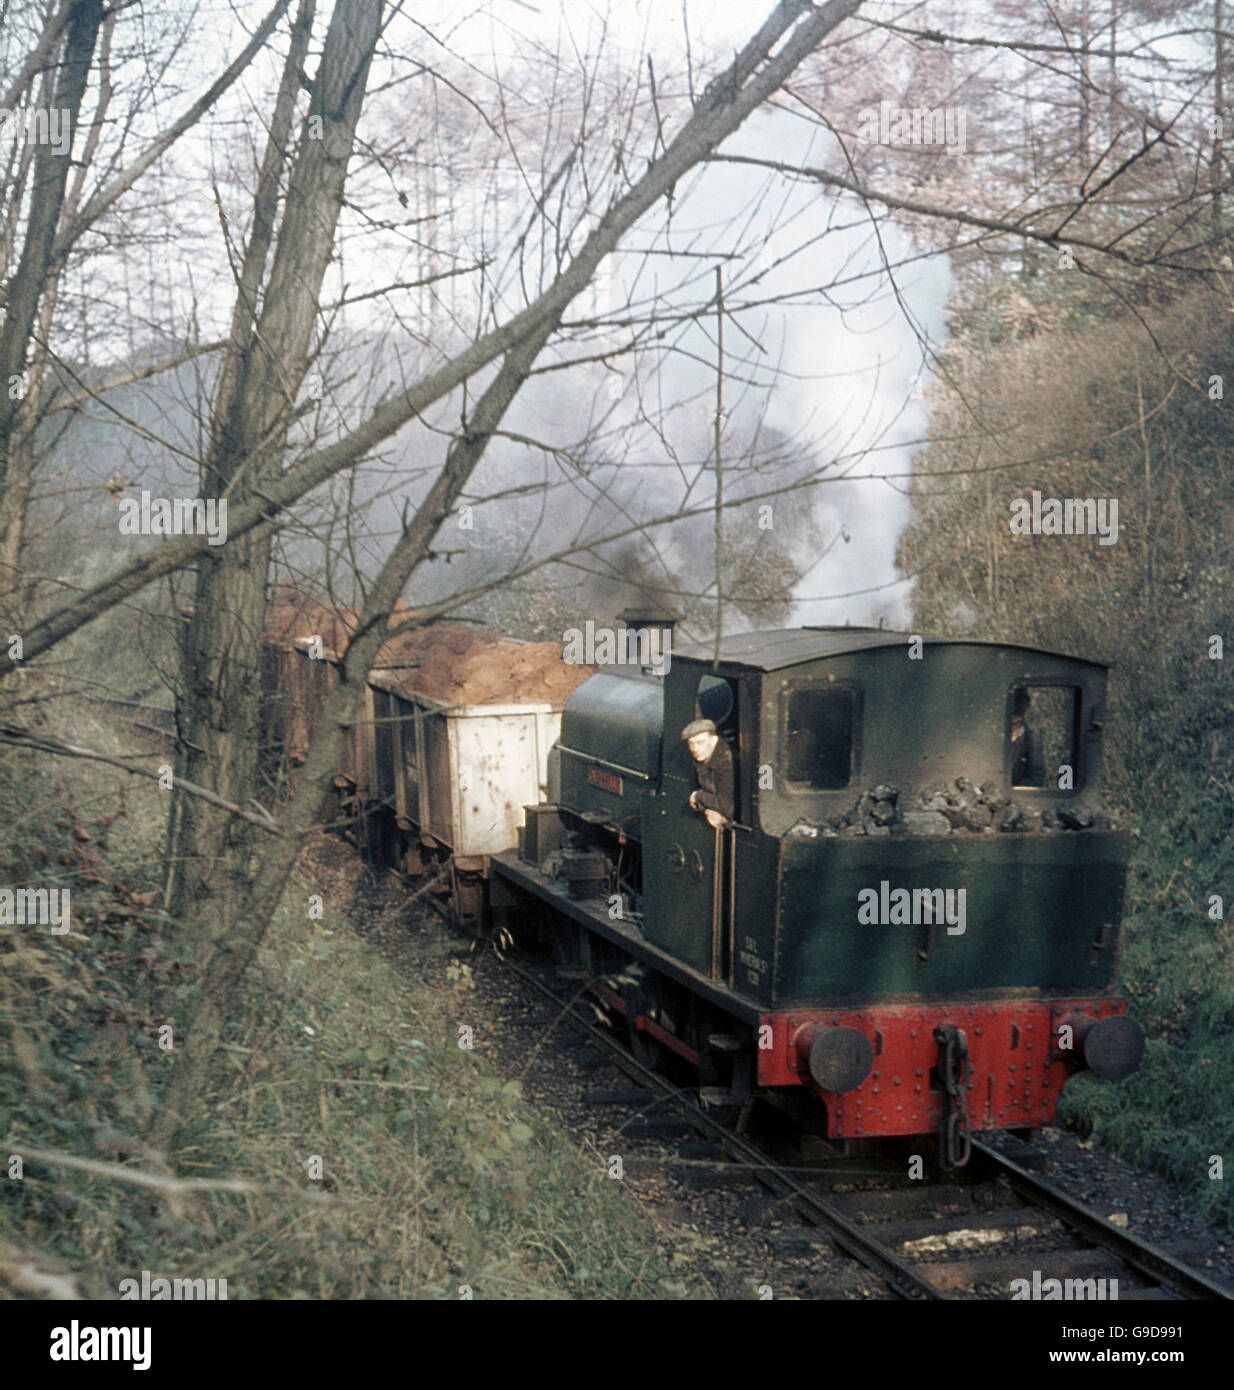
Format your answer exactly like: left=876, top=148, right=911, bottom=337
left=491, top=628, right=1143, bottom=1161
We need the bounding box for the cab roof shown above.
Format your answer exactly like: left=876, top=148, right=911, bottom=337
left=671, top=627, right=1112, bottom=672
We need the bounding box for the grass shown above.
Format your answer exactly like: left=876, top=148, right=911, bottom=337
left=5, top=680, right=1231, bottom=1301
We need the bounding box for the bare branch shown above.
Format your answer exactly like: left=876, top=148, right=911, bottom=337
left=42, top=341, right=228, bottom=416
left=708, top=154, right=1224, bottom=271
left=0, top=723, right=282, bottom=835
left=1, top=0, right=867, bottom=676
left=49, top=0, right=293, bottom=268
left=12, top=1144, right=335, bottom=1200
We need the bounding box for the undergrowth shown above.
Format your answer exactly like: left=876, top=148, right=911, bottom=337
left=0, top=697, right=682, bottom=1298
left=1058, top=799, right=1234, bottom=1232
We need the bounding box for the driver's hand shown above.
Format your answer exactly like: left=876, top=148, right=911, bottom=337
left=704, top=808, right=725, bottom=829
left=688, top=791, right=699, bottom=809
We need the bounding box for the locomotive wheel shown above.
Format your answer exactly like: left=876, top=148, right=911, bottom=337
left=622, top=981, right=665, bottom=1072
left=698, top=1093, right=752, bottom=1130
left=627, top=1012, right=665, bottom=1072
left=551, top=922, right=584, bottom=973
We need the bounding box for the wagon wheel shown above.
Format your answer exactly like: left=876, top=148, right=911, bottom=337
left=448, top=861, right=486, bottom=937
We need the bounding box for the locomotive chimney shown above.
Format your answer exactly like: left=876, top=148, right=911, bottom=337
left=616, top=606, right=679, bottom=677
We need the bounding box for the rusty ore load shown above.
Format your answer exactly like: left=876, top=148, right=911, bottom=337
left=264, top=584, right=594, bottom=706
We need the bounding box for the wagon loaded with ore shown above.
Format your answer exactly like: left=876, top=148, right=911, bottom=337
left=260, top=586, right=595, bottom=925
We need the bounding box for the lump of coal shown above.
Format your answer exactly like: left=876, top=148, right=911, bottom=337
left=962, top=803, right=993, bottom=832
left=1059, top=803, right=1094, bottom=830
left=899, top=810, right=952, bottom=836
left=856, top=785, right=899, bottom=826
left=996, top=804, right=1023, bottom=833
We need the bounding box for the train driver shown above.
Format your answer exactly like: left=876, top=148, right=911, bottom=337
left=1009, top=686, right=1046, bottom=788
left=682, top=718, right=734, bottom=829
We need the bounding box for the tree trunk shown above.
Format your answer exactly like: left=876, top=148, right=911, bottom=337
left=165, top=0, right=378, bottom=961
left=0, top=0, right=104, bottom=610
left=151, top=324, right=557, bottom=1149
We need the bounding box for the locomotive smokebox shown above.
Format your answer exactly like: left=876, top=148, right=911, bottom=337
left=794, top=1023, right=875, bottom=1093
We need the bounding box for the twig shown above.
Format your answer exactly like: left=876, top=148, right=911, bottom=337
left=0, top=1241, right=83, bottom=1300
left=0, top=723, right=282, bottom=835
left=13, top=1143, right=335, bottom=1200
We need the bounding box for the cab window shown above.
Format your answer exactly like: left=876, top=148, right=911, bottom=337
left=696, top=673, right=735, bottom=733
left=1008, top=683, right=1080, bottom=790
left=785, top=687, right=855, bottom=790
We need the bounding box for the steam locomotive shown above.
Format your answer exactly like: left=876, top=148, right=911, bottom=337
left=264, top=610, right=1145, bottom=1167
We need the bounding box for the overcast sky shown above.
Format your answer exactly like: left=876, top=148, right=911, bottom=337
left=100, top=0, right=955, bottom=627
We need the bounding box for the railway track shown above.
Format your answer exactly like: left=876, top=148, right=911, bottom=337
left=497, top=950, right=1234, bottom=1303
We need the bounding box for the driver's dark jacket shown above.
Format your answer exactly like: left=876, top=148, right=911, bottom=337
left=691, top=738, right=734, bottom=819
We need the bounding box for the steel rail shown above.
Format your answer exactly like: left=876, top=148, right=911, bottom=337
left=500, top=954, right=943, bottom=1301
left=497, top=954, right=1234, bottom=1303
left=971, top=1139, right=1234, bottom=1301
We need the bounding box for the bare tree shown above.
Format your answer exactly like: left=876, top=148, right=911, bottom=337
left=146, top=0, right=870, bottom=1147
left=0, top=0, right=292, bottom=613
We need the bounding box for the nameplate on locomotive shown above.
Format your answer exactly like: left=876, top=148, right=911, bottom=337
left=586, top=765, right=622, bottom=794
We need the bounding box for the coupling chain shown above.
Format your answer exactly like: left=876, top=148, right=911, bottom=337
left=933, top=1023, right=972, bottom=1170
